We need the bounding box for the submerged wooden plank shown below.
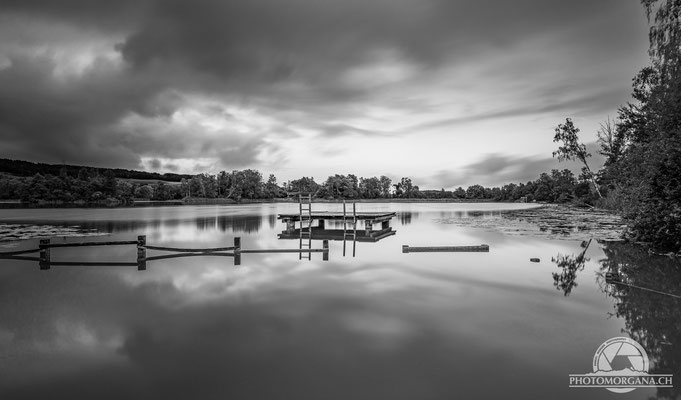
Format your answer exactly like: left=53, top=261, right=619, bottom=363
left=143, top=245, right=236, bottom=253
left=143, top=253, right=234, bottom=262
left=0, top=248, right=41, bottom=256
left=239, top=248, right=327, bottom=254
left=402, top=244, right=489, bottom=253
left=43, top=240, right=138, bottom=248
left=0, top=255, right=41, bottom=262
left=45, top=261, right=139, bottom=267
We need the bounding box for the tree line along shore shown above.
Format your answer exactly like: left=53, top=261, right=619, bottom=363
left=0, top=164, right=598, bottom=206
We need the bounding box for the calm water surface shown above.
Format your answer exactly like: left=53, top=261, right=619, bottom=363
left=0, top=203, right=679, bottom=399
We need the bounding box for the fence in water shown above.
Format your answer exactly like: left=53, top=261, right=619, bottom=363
left=0, top=235, right=329, bottom=270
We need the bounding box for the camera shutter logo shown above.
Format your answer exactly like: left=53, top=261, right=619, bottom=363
left=569, top=337, right=673, bottom=393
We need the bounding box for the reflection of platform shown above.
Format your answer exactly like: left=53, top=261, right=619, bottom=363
left=278, top=212, right=396, bottom=233
left=278, top=207, right=397, bottom=254
left=278, top=227, right=396, bottom=242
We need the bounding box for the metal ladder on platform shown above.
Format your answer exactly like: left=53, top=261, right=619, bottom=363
left=299, top=194, right=312, bottom=260
left=342, top=200, right=357, bottom=257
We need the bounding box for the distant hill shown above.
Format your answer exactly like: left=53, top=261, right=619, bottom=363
left=0, top=158, right=192, bottom=182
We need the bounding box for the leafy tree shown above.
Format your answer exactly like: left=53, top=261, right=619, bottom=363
left=264, top=174, right=283, bottom=198
left=551, top=169, right=577, bottom=203
left=552, top=118, right=602, bottom=198
left=152, top=181, right=173, bottom=200
left=465, top=184, right=485, bottom=199
left=217, top=171, right=229, bottom=197
left=77, top=168, right=94, bottom=181
left=180, top=178, right=191, bottom=198
left=103, top=170, right=117, bottom=196
left=596, top=117, right=625, bottom=167
left=596, top=0, right=681, bottom=250
left=533, top=173, right=553, bottom=202
left=134, top=185, right=154, bottom=199
left=379, top=175, right=392, bottom=198
left=90, top=191, right=104, bottom=201
left=239, top=169, right=263, bottom=199
left=393, top=177, right=420, bottom=198
left=359, top=177, right=381, bottom=199
left=288, top=176, right=319, bottom=195
left=117, top=180, right=135, bottom=203
left=199, top=173, right=218, bottom=198
left=500, top=183, right=517, bottom=201
left=215, top=169, right=263, bottom=200
left=323, top=174, right=349, bottom=198
left=189, top=176, right=205, bottom=197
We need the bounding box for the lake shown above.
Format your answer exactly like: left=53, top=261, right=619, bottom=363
left=0, top=203, right=679, bottom=399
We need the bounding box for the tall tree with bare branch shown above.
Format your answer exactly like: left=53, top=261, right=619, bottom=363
left=552, top=118, right=603, bottom=199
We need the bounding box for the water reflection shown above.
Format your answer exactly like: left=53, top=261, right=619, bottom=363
left=551, top=238, right=592, bottom=296
left=199, top=215, right=262, bottom=233
left=6, top=203, right=675, bottom=400
left=598, top=241, right=681, bottom=400
left=399, top=212, right=416, bottom=225
left=0, top=215, right=266, bottom=236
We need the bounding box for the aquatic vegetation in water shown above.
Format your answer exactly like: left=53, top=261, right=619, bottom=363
left=0, top=223, right=105, bottom=242
left=434, top=205, right=626, bottom=241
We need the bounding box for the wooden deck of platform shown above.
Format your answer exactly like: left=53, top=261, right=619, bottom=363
left=277, top=211, right=396, bottom=222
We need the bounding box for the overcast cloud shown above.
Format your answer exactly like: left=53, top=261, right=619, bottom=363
left=0, top=0, right=650, bottom=187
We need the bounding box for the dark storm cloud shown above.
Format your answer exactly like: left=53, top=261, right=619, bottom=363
left=163, top=162, right=179, bottom=172
left=408, top=87, right=631, bottom=132
left=431, top=154, right=563, bottom=188
left=0, top=50, right=164, bottom=168
left=0, top=0, right=145, bottom=30
left=114, top=0, right=642, bottom=94
left=148, top=158, right=161, bottom=169
left=429, top=143, right=606, bottom=188
left=317, top=123, right=394, bottom=138
left=0, top=0, right=648, bottom=170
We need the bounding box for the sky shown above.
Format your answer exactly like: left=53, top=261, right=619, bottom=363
left=0, top=0, right=652, bottom=188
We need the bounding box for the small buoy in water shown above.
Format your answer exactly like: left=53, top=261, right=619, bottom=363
left=530, top=258, right=540, bottom=263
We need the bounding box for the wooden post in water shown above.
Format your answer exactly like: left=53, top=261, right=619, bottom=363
left=234, top=236, right=241, bottom=266
left=39, top=239, right=50, bottom=270
left=323, top=239, right=329, bottom=261
left=137, top=235, right=147, bottom=271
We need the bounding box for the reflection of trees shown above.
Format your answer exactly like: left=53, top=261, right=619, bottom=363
left=194, top=215, right=262, bottom=233
left=43, top=220, right=167, bottom=233
left=399, top=212, right=413, bottom=225
left=598, top=241, right=681, bottom=400
left=215, top=215, right=262, bottom=233
left=551, top=239, right=591, bottom=296
left=195, top=215, right=261, bottom=233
